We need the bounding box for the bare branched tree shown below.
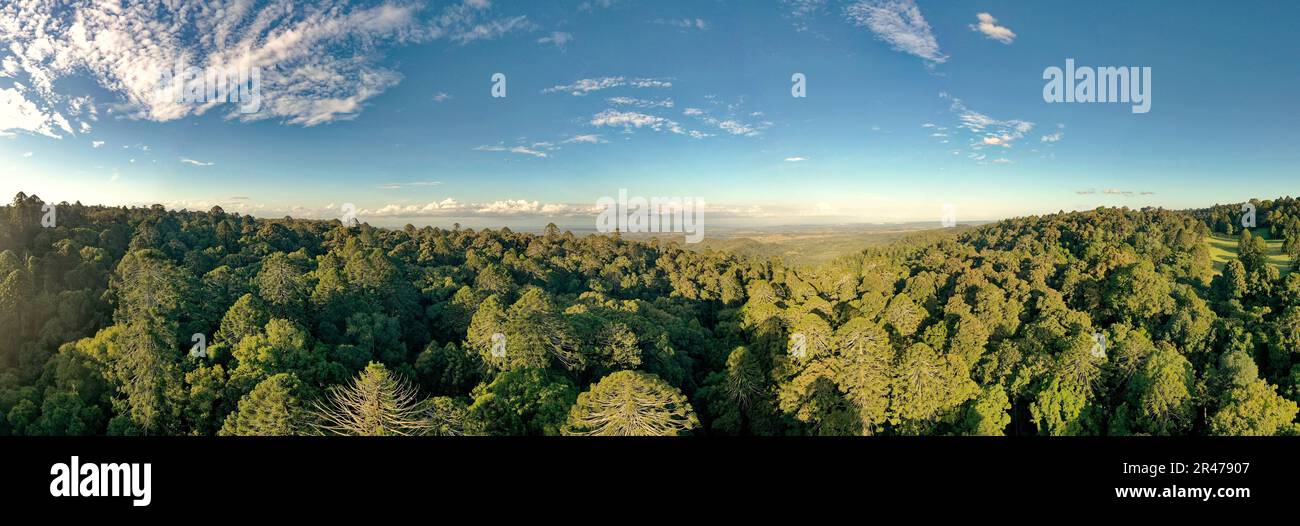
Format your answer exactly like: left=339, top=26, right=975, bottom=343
left=311, top=363, right=456, bottom=436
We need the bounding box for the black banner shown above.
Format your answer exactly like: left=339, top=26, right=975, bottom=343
left=2, top=437, right=1285, bottom=514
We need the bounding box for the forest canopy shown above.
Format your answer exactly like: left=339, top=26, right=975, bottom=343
left=2, top=192, right=1299, bottom=436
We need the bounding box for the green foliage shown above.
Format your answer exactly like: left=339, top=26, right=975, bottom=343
left=466, top=368, right=576, bottom=436
left=699, top=346, right=779, bottom=435
left=1, top=194, right=1298, bottom=436
left=220, top=373, right=307, bottom=436
left=889, top=343, right=978, bottom=434
left=1210, top=379, right=1299, bottom=436
left=563, top=370, right=698, bottom=436
left=1128, top=345, right=1195, bottom=436
left=962, top=384, right=1011, bottom=436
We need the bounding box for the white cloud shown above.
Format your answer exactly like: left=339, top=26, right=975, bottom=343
left=358, top=198, right=593, bottom=218
left=544, top=77, right=673, bottom=96
left=845, top=0, right=946, bottom=64
left=943, top=94, right=1033, bottom=151
left=1041, top=123, right=1065, bottom=143
left=563, top=134, right=605, bottom=144
left=432, top=92, right=452, bottom=103
left=970, top=13, right=1016, bottom=44
left=629, top=78, right=673, bottom=89
left=476, top=134, right=604, bottom=158
left=180, top=158, right=214, bottom=166
left=579, top=0, right=618, bottom=12
left=91, top=140, right=104, bottom=148
left=653, top=18, right=709, bottom=31
left=21, top=151, right=32, bottom=158
left=591, top=109, right=690, bottom=135
left=544, top=77, right=626, bottom=96
left=432, top=0, right=535, bottom=44
left=681, top=105, right=772, bottom=137
left=474, top=144, right=549, bottom=158
left=0, top=0, right=529, bottom=131
left=785, top=156, right=809, bottom=162
left=783, top=0, right=829, bottom=32
left=537, top=31, right=574, bottom=49
left=0, top=87, right=72, bottom=138
left=377, top=181, right=442, bottom=189
left=607, top=96, right=674, bottom=109
left=715, top=119, right=763, bottom=136
left=476, top=199, right=543, bottom=214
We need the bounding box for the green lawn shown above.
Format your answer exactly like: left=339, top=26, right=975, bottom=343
left=1205, top=231, right=1293, bottom=275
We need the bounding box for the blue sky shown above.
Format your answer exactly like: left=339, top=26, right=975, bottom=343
left=2, top=0, right=1298, bottom=228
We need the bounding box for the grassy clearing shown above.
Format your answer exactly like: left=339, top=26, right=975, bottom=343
left=672, top=224, right=970, bottom=267
left=1205, top=231, right=1293, bottom=275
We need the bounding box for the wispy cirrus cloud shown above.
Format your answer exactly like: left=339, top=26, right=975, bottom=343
left=782, top=0, right=829, bottom=32
left=476, top=132, right=607, bottom=158
left=377, top=181, right=443, bottom=190
left=537, top=31, right=574, bottom=49
left=607, top=96, right=674, bottom=109
left=652, top=18, right=709, bottom=31
left=563, top=134, right=606, bottom=144
left=475, top=144, right=550, bottom=159
left=578, top=0, right=619, bottom=13
left=943, top=93, right=1034, bottom=151
left=180, top=158, right=214, bottom=166
left=845, top=0, right=947, bottom=64
left=543, top=77, right=674, bottom=96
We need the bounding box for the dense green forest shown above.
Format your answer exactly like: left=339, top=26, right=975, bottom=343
left=2, top=192, right=1299, bottom=436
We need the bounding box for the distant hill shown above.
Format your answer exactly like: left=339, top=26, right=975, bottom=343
left=633, top=223, right=979, bottom=267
